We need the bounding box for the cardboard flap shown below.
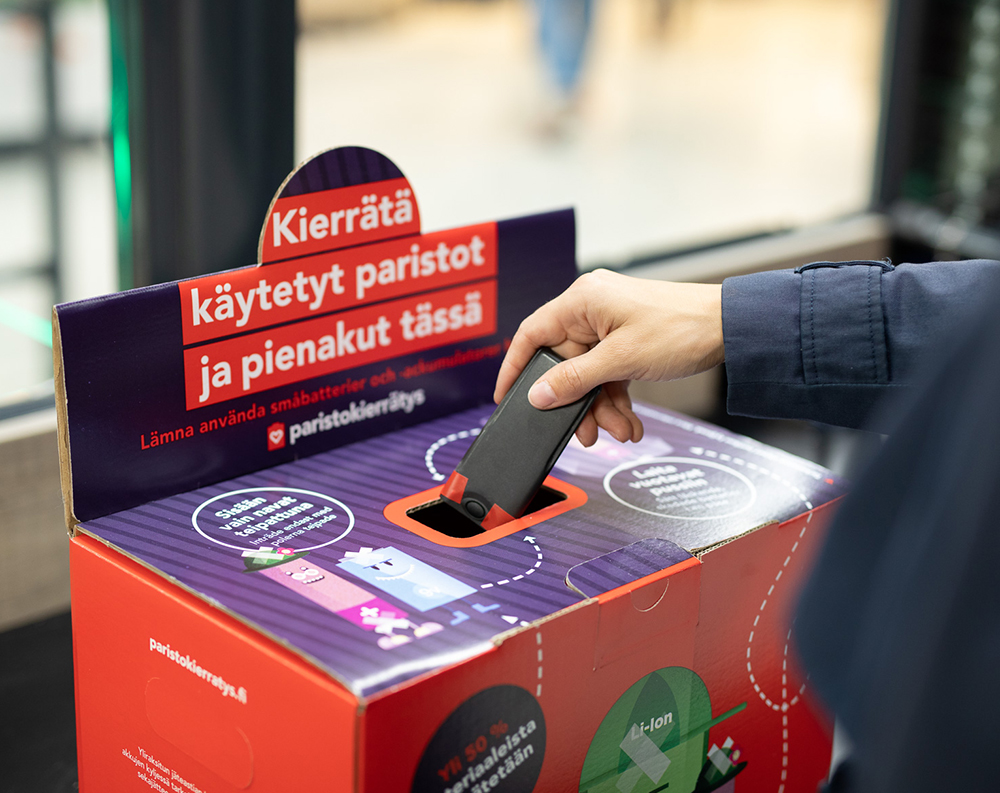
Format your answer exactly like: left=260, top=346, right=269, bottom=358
left=566, top=538, right=693, bottom=598
left=592, top=557, right=701, bottom=670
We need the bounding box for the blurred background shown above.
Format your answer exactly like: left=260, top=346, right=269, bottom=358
left=0, top=0, right=888, bottom=412
left=6, top=0, right=1000, bottom=788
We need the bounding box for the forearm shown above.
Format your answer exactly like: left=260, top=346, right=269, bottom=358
left=722, top=259, right=1000, bottom=430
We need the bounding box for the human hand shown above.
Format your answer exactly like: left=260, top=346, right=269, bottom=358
left=494, top=269, right=724, bottom=446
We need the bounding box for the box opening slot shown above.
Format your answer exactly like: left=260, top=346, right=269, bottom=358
left=384, top=476, right=586, bottom=548
left=406, top=485, right=568, bottom=539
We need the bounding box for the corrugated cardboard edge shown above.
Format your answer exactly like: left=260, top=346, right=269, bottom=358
left=52, top=308, right=78, bottom=537
left=691, top=497, right=845, bottom=558
left=691, top=519, right=779, bottom=558
left=360, top=599, right=595, bottom=707
left=490, top=598, right=594, bottom=647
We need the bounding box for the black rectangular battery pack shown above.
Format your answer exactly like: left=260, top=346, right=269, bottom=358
left=440, top=348, right=599, bottom=529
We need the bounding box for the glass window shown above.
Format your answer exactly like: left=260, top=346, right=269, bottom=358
left=0, top=0, right=888, bottom=408
left=0, top=0, right=115, bottom=409
left=296, top=0, right=888, bottom=266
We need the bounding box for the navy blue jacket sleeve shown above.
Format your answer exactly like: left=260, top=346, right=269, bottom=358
left=722, top=259, right=1000, bottom=430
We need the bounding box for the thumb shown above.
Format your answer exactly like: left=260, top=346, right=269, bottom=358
left=527, top=346, right=620, bottom=409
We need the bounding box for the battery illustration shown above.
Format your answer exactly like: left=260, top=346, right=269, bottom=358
left=337, top=546, right=476, bottom=612
left=243, top=547, right=443, bottom=650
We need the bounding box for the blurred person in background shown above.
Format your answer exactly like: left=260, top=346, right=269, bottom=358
left=533, top=0, right=595, bottom=134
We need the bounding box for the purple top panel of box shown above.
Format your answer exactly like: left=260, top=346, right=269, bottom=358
left=80, top=401, right=845, bottom=697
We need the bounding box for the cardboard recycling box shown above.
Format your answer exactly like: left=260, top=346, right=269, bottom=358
left=56, top=147, right=846, bottom=793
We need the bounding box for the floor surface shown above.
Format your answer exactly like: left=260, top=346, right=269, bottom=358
left=0, top=612, right=78, bottom=793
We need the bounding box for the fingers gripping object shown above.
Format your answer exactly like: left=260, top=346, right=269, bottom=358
left=440, top=348, right=599, bottom=529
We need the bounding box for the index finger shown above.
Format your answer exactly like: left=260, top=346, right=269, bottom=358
left=495, top=271, right=608, bottom=402
left=494, top=300, right=596, bottom=403
left=493, top=303, right=567, bottom=402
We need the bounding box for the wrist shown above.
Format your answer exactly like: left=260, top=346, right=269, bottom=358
left=700, top=283, right=725, bottom=369
left=674, top=282, right=724, bottom=375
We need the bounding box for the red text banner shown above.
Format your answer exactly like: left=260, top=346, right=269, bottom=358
left=180, top=223, right=497, bottom=346
left=183, top=280, right=498, bottom=409
left=260, top=177, right=421, bottom=262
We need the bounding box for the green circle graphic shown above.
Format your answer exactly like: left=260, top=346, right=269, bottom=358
left=579, top=667, right=745, bottom=793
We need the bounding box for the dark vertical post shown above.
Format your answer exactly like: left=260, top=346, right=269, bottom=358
left=872, top=0, right=931, bottom=210
left=109, top=0, right=296, bottom=287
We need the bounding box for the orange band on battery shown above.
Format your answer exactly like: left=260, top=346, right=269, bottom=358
left=440, top=471, right=468, bottom=504
left=481, top=503, right=515, bottom=531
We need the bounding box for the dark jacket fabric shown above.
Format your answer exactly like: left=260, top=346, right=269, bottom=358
left=722, top=259, right=1000, bottom=430
left=722, top=259, right=1000, bottom=792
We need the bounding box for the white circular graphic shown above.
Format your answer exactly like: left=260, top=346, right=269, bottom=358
left=603, top=457, right=757, bottom=520
left=191, top=487, right=355, bottom=551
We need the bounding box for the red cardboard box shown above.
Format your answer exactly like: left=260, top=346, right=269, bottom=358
left=57, top=148, right=845, bottom=793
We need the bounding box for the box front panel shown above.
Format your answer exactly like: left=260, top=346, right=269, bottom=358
left=71, top=534, right=359, bottom=793
left=364, top=561, right=718, bottom=793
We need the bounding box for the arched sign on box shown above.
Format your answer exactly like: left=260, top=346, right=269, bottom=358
left=179, top=148, right=500, bottom=409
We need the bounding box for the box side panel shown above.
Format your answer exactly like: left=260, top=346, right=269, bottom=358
left=693, top=503, right=840, bottom=793
left=70, top=534, right=359, bottom=792
left=364, top=559, right=708, bottom=793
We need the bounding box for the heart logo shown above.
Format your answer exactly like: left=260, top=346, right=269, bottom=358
left=267, top=422, right=286, bottom=451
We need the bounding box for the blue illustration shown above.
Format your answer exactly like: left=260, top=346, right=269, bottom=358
left=338, top=546, right=476, bottom=612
